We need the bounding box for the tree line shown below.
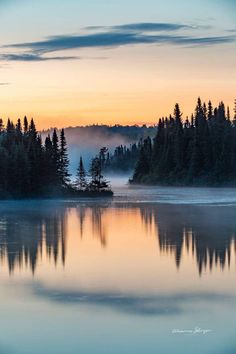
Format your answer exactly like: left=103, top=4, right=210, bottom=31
left=131, top=98, right=236, bottom=185
left=101, top=142, right=141, bottom=173
left=0, top=117, right=111, bottom=198
left=75, top=150, right=110, bottom=193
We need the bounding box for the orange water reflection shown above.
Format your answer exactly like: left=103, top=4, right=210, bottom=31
left=0, top=203, right=235, bottom=293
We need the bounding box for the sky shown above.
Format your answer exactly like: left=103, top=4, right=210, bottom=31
left=0, top=0, right=235, bottom=128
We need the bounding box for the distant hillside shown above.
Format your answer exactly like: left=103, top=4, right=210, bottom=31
left=42, top=125, right=156, bottom=173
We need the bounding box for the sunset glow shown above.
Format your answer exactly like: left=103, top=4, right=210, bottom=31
left=0, top=0, right=235, bottom=128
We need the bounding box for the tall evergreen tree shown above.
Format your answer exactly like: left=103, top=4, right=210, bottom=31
left=52, top=129, right=60, bottom=183
left=59, top=128, right=70, bottom=186
left=89, top=156, right=110, bottom=191
left=0, top=118, right=112, bottom=198
left=44, top=135, right=58, bottom=187
left=233, top=99, right=236, bottom=126
left=75, top=156, right=87, bottom=191
left=23, top=116, right=28, bottom=133
left=0, top=119, right=4, bottom=134
left=132, top=98, right=236, bottom=186
left=173, top=104, right=183, bottom=174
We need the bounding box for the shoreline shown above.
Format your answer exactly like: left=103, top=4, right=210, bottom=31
left=0, top=190, right=114, bottom=200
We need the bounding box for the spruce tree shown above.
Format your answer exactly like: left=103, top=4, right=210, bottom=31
left=208, top=101, right=213, bottom=122
left=0, top=119, right=4, bottom=134
left=99, top=147, right=108, bottom=169
left=132, top=98, right=236, bottom=186
left=44, top=135, right=57, bottom=187
left=75, top=156, right=87, bottom=191
left=52, top=129, right=60, bottom=185
left=133, top=141, right=151, bottom=182
left=59, top=128, right=70, bottom=186
left=28, top=119, right=41, bottom=194
left=173, top=104, right=183, bottom=175
left=0, top=118, right=77, bottom=197
left=23, top=116, right=28, bottom=133
left=89, top=156, right=109, bottom=191
left=233, top=99, right=236, bottom=126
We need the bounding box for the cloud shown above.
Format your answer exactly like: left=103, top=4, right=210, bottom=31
left=9, top=32, right=185, bottom=53
left=32, top=282, right=233, bottom=316
left=6, top=32, right=236, bottom=53
left=174, top=35, right=236, bottom=45
left=2, top=22, right=235, bottom=62
left=86, top=22, right=192, bottom=32
left=0, top=53, right=78, bottom=62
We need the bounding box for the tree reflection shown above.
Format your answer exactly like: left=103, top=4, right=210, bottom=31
left=0, top=203, right=68, bottom=274
left=0, top=202, right=235, bottom=275
left=76, top=206, right=86, bottom=239
left=140, top=204, right=236, bottom=274
left=91, top=206, right=107, bottom=247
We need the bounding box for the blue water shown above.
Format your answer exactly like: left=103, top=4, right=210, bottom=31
left=0, top=183, right=235, bottom=354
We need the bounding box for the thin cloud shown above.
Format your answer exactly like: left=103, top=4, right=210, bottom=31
left=86, top=22, right=192, bottom=32
left=32, top=283, right=233, bottom=316
left=6, top=32, right=236, bottom=53
left=0, top=53, right=79, bottom=62
left=2, top=22, right=236, bottom=62
left=173, top=35, right=236, bottom=45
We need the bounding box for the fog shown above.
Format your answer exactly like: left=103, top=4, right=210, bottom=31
left=112, top=183, right=236, bottom=205
left=42, top=125, right=156, bottom=175
left=68, top=130, right=128, bottom=173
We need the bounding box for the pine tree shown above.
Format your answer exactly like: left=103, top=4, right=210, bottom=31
left=152, top=118, right=165, bottom=172
left=23, top=116, right=28, bottom=133
left=208, top=101, right=213, bottom=120
left=99, top=147, right=108, bottom=169
left=173, top=103, right=183, bottom=174
left=133, top=139, right=151, bottom=182
left=0, top=119, right=4, bottom=134
left=89, top=156, right=110, bottom=191
left=233, top=99, right=236, bottom=126
left=44, top=135, right=57, bottom=187
left=227, top=106, right=230, bottom=121
left=28, top=119, right=41, bottom=194
left=59, top=128, right=70, bottom=186
left=132, top=98, right=236, bottom=186
left=52, top=129, right=60, bottom=184
left=75, top=156, right=87, bottom=191
left=0, top=118, right=82, bottom=197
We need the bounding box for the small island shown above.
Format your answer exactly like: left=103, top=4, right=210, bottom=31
left=131, top=98, right=236, bottom=186
left=0, top=117, right=113, bottom=199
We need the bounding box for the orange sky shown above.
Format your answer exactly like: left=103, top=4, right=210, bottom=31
left=0, top=0, right=235, bottom=129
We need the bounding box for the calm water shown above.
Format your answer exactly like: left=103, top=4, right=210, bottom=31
left=0, top=183, right=236, bottom=354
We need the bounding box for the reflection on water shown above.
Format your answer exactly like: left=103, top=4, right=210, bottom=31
left=0, top=202, right=235, bottom=275
left=139, top=204, right=236, bottom=274
left=0, top=204, right=67, bottom=273
left=0, top=198, right=235, bottom=354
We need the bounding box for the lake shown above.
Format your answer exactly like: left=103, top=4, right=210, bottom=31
left=0, top=182, right=235, bottom=354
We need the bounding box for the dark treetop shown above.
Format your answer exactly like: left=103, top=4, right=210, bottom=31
left=0, top=117, right=112, bottom=198
left=131, top=98, right=236, bottom=186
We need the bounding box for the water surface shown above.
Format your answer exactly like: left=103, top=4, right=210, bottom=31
left=0, top=184, right=235, bottom=354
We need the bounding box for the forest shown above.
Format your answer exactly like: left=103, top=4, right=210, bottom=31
left=44, top=124, right=156, bottom=143
left=0, top=117, right=112, bottom=198
left=102, top=142, right=141, bottom=173
left=131, top=98, right=236, bottom=186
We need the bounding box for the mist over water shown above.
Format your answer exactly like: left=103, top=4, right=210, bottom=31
left=111, top=177, right=236, bottom=205
left=42, top=125, right=156, bottom=174
left=0, top=183, right=235, bottom=353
